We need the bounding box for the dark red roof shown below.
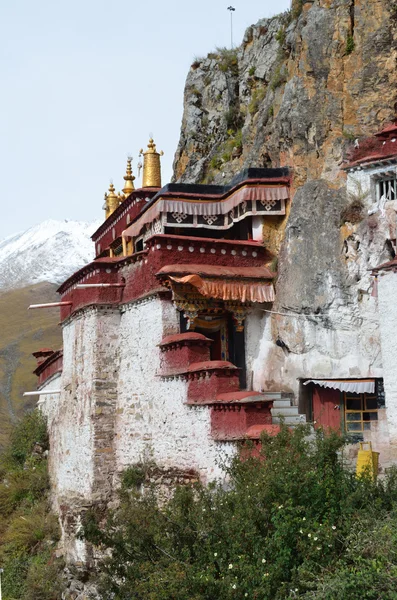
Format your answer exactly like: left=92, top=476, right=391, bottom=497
left=156, top=264, right=275, bottom=280
left=33, top=349, right=63, bottom=377
left=32, top=348, right=54, bottom=357
left=345, top=121, right=397, bottom=168
left=216, top=391, right=274, bottom=404
left=375, top=122, right=397, bottom=138
left=159, top=332, right=212, bottom=347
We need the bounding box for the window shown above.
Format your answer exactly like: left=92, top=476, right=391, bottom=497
left=344, top=393, right=378, bottom=433
left=378, top=177, right=397, bottom=201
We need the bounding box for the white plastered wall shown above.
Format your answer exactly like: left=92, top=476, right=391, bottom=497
left=115, top=296, right=235, bottom=484
left=378, top=271, right=397, bottom=445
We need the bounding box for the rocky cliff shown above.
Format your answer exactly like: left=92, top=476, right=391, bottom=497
left=173, top=0, right=397, bottom=396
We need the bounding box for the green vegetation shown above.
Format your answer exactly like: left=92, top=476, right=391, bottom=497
left=0, top=410, right=63, bottom=599
left=215, top=47, right=239, bottom=75
left=248, top=66, right=256, bottom=77
left=248, top=87, right=267, bottom=116
left=223, top=105, right=243, bottom=132
left=270, top=64, right=288, bottom=91
left=291, top=0, right=304, bottom=20
left=342, top=130, right=356, bottom=141
left=82, top=425, right=397, bottom=599
left=0, top=282, right=61, bottom=449
left=191, top=57, right=203, bottom=70
left=275, top=26, right=287, bottom=47
left=346, top=34, right=355, bottom=55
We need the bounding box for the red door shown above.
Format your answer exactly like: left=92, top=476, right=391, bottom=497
left=312, top=387, right=341, bottom=431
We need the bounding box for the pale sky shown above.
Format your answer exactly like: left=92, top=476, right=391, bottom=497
left=0, top=0, right=290, bottom=239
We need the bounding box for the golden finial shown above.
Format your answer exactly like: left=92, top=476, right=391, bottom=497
left=103, top=192, right=110, bottom=220
left=139, top=138, right=164, bottom=188
left=122, top=156, right=135, bottom=198
left=106, top=181, right=119, bottom=217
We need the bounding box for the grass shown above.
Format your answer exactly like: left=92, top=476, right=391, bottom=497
left=0, top=282, right=61, bottom=448
left=0, top=411, right=63, bottom=599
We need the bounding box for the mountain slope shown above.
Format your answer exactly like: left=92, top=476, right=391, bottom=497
left=0, top=282, right=61, bottom=448
left=0, top=219, right=100, bottom=291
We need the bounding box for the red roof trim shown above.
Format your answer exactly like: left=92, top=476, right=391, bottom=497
left=33, top=349, right=63, bottom=377
left=156, top=263, right=275, bottom=280
left=91, top=188, right=160, bottom=241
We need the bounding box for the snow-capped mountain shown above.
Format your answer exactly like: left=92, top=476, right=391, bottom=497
left=0, top=219, right=101, bottom=291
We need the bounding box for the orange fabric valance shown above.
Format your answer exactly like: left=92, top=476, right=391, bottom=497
left=170, top=274, right=275, bottom=303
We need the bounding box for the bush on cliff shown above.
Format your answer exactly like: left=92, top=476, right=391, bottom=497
left=82, top=425, right=397, bottom=600
left=0, top=410, right=63, bottom=600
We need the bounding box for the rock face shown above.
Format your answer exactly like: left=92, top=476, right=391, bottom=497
left=173, top=0, right=397, bottom=398
left=174, top=0, right=397, bottom=187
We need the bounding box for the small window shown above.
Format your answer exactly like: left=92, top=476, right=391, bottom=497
left=378, top=177, right=397, bottom=201
left=344, top=393, right=378, bottom=433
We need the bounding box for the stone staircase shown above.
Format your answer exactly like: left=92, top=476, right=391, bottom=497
left=271, top=397, right=307, bottom=426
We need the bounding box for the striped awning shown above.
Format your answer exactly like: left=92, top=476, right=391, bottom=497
left=122, top=185, right=289, bottom=239
left=303, top=379, right=375, bottom=394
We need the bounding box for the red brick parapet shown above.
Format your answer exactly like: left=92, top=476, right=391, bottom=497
left=33, top=350, right=63, bottom=387
left=57, top=234, right=273, bottom=323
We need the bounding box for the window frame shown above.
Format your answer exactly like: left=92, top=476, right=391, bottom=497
left=344, top=392, right=378, bottom=434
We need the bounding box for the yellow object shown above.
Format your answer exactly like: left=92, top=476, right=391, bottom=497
left=106, top=182, right=119, bottom=217
left=122, top=156, right=135, bottom=198
left=356, top=442, right=379, bottom=479
left=140, top=138, right=163, bottom=188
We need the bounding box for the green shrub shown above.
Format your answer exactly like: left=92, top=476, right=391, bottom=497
left=270, top=64, right=287, bottom=91
left=346, top=34, right=355, bottom=55
left=248, top=86, right=267, bottom=115
left=223, top=105, right=243, bottom=132
left=276, top=26, right=286, bottom=46
left=6, top=410, right=48, bottom=468
left=0, top=411, right=62, bottom=599
left=291, top=0, right=303, bottom=20
left=82, top=425, right=397, bottom=599
left=215, top=47, right=239, bottom=75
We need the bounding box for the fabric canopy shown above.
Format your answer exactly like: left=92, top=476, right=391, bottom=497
left=170, top=274, right=275, bottom=303
left=122, top=185, right=289, bottom=239
left=303, top=379, right=375, bottom=394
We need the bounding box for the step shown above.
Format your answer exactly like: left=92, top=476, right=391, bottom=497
left=272, top=399, right=293, bottom=409
left=271, top=407, right=301, bottom=417
left=272, top=415, right=307, bottom=425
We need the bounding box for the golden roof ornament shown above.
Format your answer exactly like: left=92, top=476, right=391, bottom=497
left=139, top=138, right=164, bottom=188
left=122, top=156, right=135, bottom=198
left=106, top=181, right=119, bottom=217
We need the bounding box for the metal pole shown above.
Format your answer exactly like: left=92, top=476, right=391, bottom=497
left=227, top=6, right=235, bottom=49
left=0, top=568, right=3, bottom=600
left=28, top=302, right=72, bottom=310
left=23, top=391, right=62, bottom=397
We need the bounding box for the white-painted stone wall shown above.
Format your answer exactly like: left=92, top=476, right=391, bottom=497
left=378, top=271, right=397, bottom=447
left=40, top=307, right=121, bottom=563
left=115, top=296, right=235, bottom=484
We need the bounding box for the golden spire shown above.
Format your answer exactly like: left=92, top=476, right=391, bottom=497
left=122, top=156, right=135, bottom=198
left=106, top=182, right=119, bottom=217
left=139, top=138, right=164, bottom=188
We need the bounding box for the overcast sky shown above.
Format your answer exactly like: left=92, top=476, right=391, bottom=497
left=0, top=0, right=290, bottom=239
